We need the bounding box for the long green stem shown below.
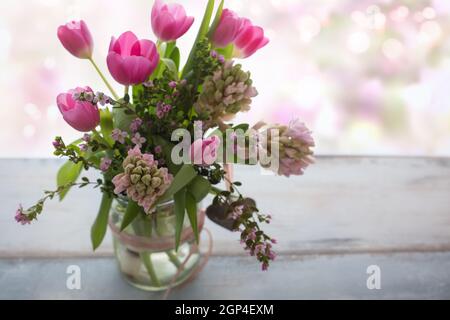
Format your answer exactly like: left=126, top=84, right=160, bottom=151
left=92, top=128, right=110, bottom=147
left=154, top=216, right=183, bottom=268
left=166, top=250, right=182, bottom=268
left=88, top=58, right=119, bottom=100
left=140, top=253, right=161, bottom=287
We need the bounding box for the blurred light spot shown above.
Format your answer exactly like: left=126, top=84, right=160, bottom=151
left=390, top=6, right=409, bottom=22
left=44, top=57, right=56, bottom=70
left=23, top=125, right=36, bottom=138
left=315, top=102, right=340, bottom=138
left=422, top=7, right=436, bottom=20
left=297, top=16, right=321, bottom=43
left=294, top=76, right=325, bottom=107
left=419, top=21, right=442, bottom=43
left=402, top=84, right=431, bottom=111
left=414, top=12, right=424, bottom=23
left=47, top=105, right=59, bottom=120
left=347, top=32, right=370, bottom=54
left=382, top=38, right=404, bottom=60
left=24, top=103, right=42, bottom=120
left=366, top=5, right=386, bottom=30
left=349, top=122, right=381, bottom=147
left=351, top=11, right=367, bottom=26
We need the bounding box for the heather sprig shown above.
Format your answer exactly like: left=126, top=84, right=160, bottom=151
left=208, top=183, right=276, bottom=270
left=15, top=178, right=104, bottom=225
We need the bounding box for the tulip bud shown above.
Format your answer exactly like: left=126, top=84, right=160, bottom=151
left=107, top=31, right=159, bottom=86
left=151, top=0, right=194, bottom=42
left=57, top=20, right=93, bottom=59
left=56, top=87, right=100, bottom=132
left=212, top=9, right=243, bottom=48
left=233, top=19, right=269, bottom=59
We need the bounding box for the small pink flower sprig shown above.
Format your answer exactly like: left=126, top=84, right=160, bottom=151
left=15, top=178, right=104, bottom=225
left=207, top=182, right=276, bottom=271
left=231, top=198, right=276, bottom=271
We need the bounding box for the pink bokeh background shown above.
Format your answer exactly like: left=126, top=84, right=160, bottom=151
left=1, top=0, right=450, bottom=157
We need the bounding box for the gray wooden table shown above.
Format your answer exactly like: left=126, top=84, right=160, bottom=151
left=1, top=157, right=450, bottom=299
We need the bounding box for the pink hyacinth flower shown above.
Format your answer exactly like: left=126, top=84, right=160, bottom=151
left=57, top=20, right=93, bottom=59
left=107, top=31, right=159, bottom=86
left=56, top=87, right=100, bottom=132
left=151, top=0, right=194, bottom=42
left=233, top=19, right=269, bottom=59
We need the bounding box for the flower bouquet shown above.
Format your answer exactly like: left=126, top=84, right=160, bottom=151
left=16, top=0, right=314, bottom=291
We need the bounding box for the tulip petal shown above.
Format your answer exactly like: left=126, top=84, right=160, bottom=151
left=79, top=20, right=93, bottom=55
left=176, top=16, right=194, bottom=39
left=154, top=12, right=176, bottom=41
left=115, top=31, right=139, bottom=56
left=62, top=101, right=99, bottom=132
left=107, top=52, right=131, bottom=85
left=234, top=24, right=269, bottom=58
left=166, top=3, right=186, bottom=20
left=131, top=39, right=156, bottom=59
left=57, top=93, right=71, bottom=113
left=151, top=0, right=163, bottom=20
left=122, top=56, right=153, bottom=85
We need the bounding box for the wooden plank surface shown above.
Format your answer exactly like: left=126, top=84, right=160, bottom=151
left=0, top=157, right=449, bottom=257
left=1, top=157, right=450, bottom=299
left=1, top=253, right=450, bottom=299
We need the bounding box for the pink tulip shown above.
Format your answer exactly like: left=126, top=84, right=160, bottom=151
left=57, top=20, right=93, bottom=59
left=151, top=0, right=194, bottom=42
left=107, top=31, right=159, bottom=86
left=189, top=136, right=221, bottom=166
left=212, top=9, right=243, bottom=48
left=56, top=87, right=100, bottom=132
left=233, top=19, right=269, bottom=58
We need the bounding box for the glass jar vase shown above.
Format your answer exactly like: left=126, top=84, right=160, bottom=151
left=109, top=198, right=204, bottom=291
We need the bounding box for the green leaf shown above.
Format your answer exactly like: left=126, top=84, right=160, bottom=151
left=90, top=193, right=113, bottom=251
left=112, top=107, right=134, bottom=132
left=100, top=108, right=114, bottom=146
left=86, top=151, right=102, bottom=167
left=188, top=176, right=211, bottom=202
left=57, top=160, right=83, bottom=201
left=120, top=200, right=140, bottom=231
left=186, top=192, right=199, bottom=243
left=132, top=84, right=144, bottom=104
left=158, top=164, right=197, bottom=204
left=161, top=58, right=179, bottom=79
left=207, top=0, right=224, bottom=39
left=174, top=188, right=186, bottom=250
left=182, top=0, right=216, bottom=78
left=170, top=47, right=181, bottom=71
left=152, top=135, right=181, bottom=173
